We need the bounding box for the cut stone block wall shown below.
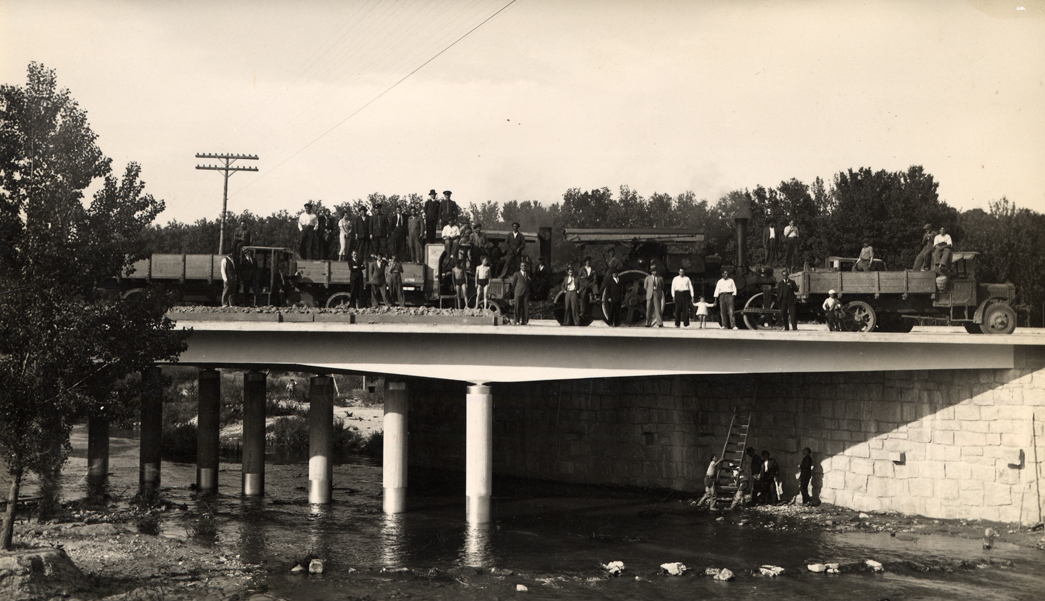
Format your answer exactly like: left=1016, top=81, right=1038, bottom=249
left=408, top=346, right=1045, bottom=524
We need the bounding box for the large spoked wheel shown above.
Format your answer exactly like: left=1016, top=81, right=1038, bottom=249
left=842, top=300, right=877, bottom=332
left=553, top=290, right=595, bottom=326
left=980, top=303, right=1016, bottom=335
left=325, top=292, right=353, bottom=308
left=742, top=292, right=785, bottom=331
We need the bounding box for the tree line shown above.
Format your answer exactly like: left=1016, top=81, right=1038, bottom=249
left=146, top=167, right=1044, bottom=327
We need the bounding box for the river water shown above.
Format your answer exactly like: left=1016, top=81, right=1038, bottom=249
left=43, top=429, right=1045, bottom=600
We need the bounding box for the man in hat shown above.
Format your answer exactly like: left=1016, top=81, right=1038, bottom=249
left=510, top=258, right=531, bottom=325
left=407, top=207, right=424, bottom=262
left=500, top=221, right=526, bottom=278
left=644, top=264, right=665, bottom=327
left=353, top=206, right=371, bottom=260
left=776, top=269, right=798, bottom=331
left=823, top=290, right=844, bottom=331
left=913, top=223, right=936, bottom=271
left=438, top=190, right=458, bottom=230
left=424, top=189, right=440, bottom=244
left=298, top=202, right=318, bottom=260
left=371, top=202, right=389, bottom=257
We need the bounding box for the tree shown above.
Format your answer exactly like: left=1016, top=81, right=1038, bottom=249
left=0, top=63, right=186, bottom=549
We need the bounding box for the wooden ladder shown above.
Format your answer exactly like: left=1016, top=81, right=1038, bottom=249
left=713, top=408, right=752, bottom=504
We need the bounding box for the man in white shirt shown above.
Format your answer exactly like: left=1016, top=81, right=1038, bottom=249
left=822, top=290, right=844, bottom=331
left=298, top=202, right=318, bottom=260
left=220, top=253, right=238, bottom=307
left=441, top=217, right=461, bottom=258
left=713, top=270, right=738, bottom=329
left=932, top=226, right=954, bottom=271
left=671, top=267, right=695, bottom=328
left=783, top=219, right=799, bottom=270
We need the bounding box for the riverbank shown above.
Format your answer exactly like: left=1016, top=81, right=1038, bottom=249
left=3, top=429, right=1045, bottom=600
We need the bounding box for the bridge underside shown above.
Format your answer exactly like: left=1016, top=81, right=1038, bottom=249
left=170, top=322, right=1019, bottom=382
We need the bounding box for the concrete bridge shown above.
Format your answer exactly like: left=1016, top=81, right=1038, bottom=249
left=98, top=317, right=1045, bottom=525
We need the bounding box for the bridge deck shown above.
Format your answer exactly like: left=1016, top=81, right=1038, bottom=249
left=169, top=320, right=1045, bottom=383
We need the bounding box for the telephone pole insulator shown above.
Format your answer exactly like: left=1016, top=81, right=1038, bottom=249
left=195, top=153, right=259, bottom=255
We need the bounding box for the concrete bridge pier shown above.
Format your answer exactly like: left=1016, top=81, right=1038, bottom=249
left=140, top=366, right=163, bottom=491
left=86, top=411, right=109, bottom=497
left=383, top=381, right=409, bottom=514
left=242, top=371, right=267, bottom=496
left=197, top=368, right=221, bottom=493
left=308, top=375, right=334, bottom=504
left=465, top=383, right=493, bottom=525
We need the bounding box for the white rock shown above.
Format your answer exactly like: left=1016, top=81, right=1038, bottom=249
left=859, top=513, right=871, bottom=519
left=308, top=559, right=324, bottom=574
left=704, top=567, right=720, bottom=576
left=714, top=568, right=735, bottom=581
left=826, top=562, right=840, bottom=574
left=760, top=565, right=784, bottom=577
left=516, top=584, right=528, bottom=592
left=290, top=564, right=305, bottom=573
left=865, top=559, right=883, bottom=572
left=660, top=562, right=687, bottom=576
left=807, top=563, right=826, bottom=573
left=602, top=561, right=625, bottom=576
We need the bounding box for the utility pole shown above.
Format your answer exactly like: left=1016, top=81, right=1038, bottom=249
left=195, top=153, right=259, bottom=255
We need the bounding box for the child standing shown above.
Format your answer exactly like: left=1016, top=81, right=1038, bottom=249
left=693, top=295, right=714, bottom=328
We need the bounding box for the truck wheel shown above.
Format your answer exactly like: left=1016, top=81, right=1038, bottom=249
left=842, top=300, right=877, bottom=332
left=598, top=270, right=648, bottom=327
left=980, top=303, right=1016, bottom=335
left=326, top=292, right=353, bottom=308
left=742, top=292, right=784, bottom=331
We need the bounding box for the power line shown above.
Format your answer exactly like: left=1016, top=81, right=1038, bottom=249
left=234, top=0, right=518, bottom=197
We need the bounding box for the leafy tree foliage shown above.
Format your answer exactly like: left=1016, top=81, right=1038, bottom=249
left=0, top=63, right=186, bottom=548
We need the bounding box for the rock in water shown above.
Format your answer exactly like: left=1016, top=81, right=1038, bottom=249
left=309, top=559, right=325, bottom=574
left=0, top=548, right=88, bottom=600
left=602, top=561, right=624, bottom=576
left=865, top=559, right=884, bottom=572
left=516, top=583, right=528, bottom=591
left=660, top=562, right=687, bottom=576
left=290, top=564, right=305, bottom=573
left=714, top=568, right=735, bottom=581
left=807, top=563, right=827, bottom=573
left=760, top=565, right=784, bottom=577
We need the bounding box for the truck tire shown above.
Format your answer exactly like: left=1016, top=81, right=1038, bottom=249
left=742, top=292, right=784, bottom=331
left=326, top=292, right=353, bottom=308
left=842, top=300, right=877, bottom=332
left=980, top=303, right=1016, bottom=335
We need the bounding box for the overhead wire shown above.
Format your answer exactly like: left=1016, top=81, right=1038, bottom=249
left=231, top=0, right=519, bottom=201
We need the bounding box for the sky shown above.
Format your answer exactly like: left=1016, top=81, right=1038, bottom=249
left=2, top=0, right=1044, bottom=225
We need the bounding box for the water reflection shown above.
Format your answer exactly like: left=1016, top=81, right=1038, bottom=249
left=459, top=523, right=491, bottom=568
left=307, top=504, right=331, bottom=561
left=380, top=514, right=407, bottom=567
left=239, top=497, right=266, bottom=565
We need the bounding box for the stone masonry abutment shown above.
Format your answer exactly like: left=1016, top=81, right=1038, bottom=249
left=408, top=347, right=1045, bottom=524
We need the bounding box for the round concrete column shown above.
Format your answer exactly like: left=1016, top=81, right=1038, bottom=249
left=197, top=369, right=221, bottom=493
left=465, top=384, right=493, bottom=524
left=140, top=366, right=163, bottom=491
left=383, top=381, right=409, bottom=514
left=87, top=412, right=109, bottom=497
left=242, top=371, right=267, bottom=496
left=308, top=376, right=335, bottom=504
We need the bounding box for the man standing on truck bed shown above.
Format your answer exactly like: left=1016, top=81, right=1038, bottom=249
left=353, top=206, right=371, bottom=260
left=501, top=222, right=526, bottom=278
left=298, top=202, right=318, bottom=260
left=853, top=240, right=875, bottom=272
left=407, top=208, right=424, bottom=262
left=371, top=203, right=389, bottom=258
left=424, top=189, right=440, bottom=244
left=438, top=190, right=458, bottom=229
left=783, top=219, right=799, bottom=270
